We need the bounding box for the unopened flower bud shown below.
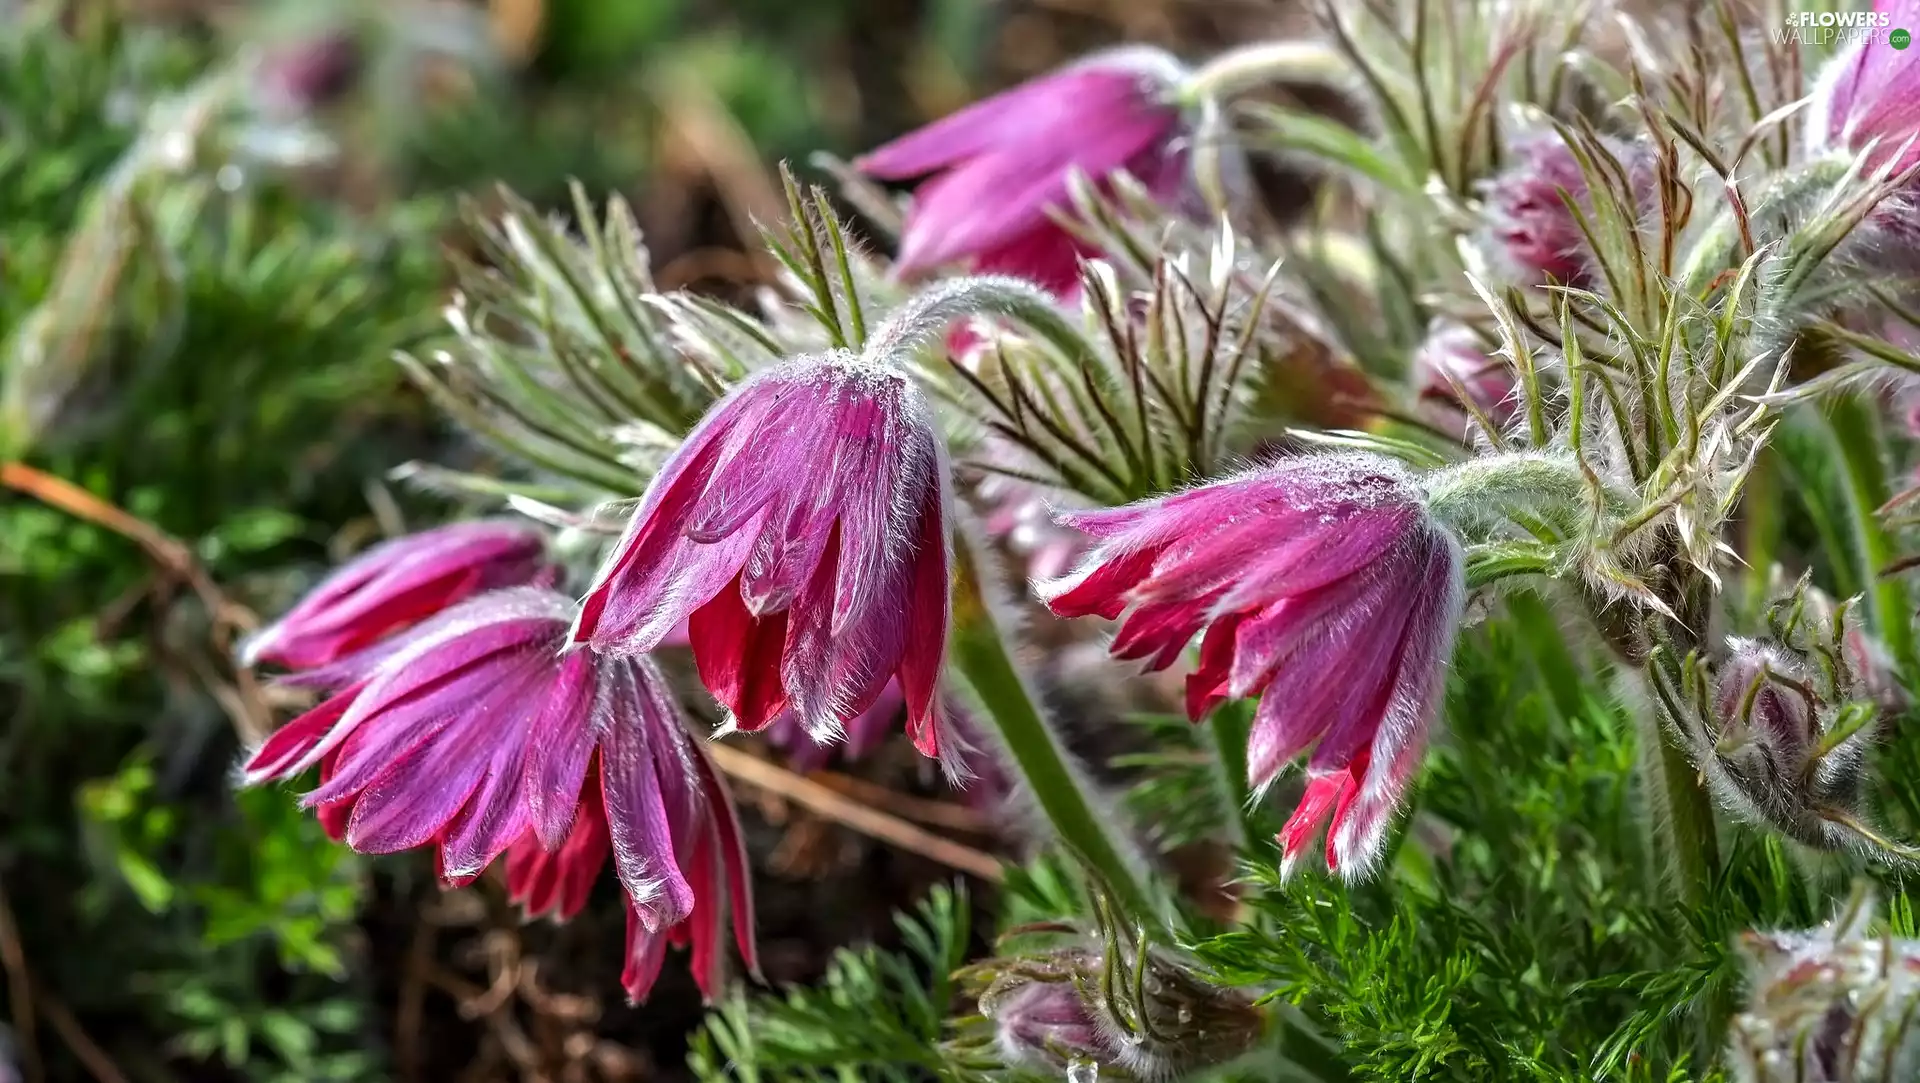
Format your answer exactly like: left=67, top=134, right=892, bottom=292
left=1732, top=889, right=1920, bottom=1082
left=1714, top=640, right=1816, bottom=772
left=958, top=943, right=1264, bottom=1081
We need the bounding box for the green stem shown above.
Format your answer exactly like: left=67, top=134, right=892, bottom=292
left=1207, top=700, right=1254, bottom=850
left=948, top=541, right=1160, bottom=928
left=1651, top=724, right=1718, bottom=908
left=1828, top=394, right=1917, bottom=677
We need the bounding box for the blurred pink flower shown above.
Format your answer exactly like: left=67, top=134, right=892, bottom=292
left=1413, top=323, right=1516, bottom=432
left=858, top=49, right=1190, bottom=298
left=1486, top=133, right=1652, bottom=287
left=1041, top=456, right=1464, bottom=880
left=244, top=587, right=756, bottom=1003
left=571, top=355, right=962, bottom=777
left=241, top=521, right=547, bottom=671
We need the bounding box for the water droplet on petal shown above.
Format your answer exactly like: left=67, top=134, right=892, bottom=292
left=1066, top=1057, right=1099, bottom=1083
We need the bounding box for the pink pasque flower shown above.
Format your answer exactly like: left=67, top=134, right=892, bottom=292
left=1487, top=133, right=1653, bottom=287
left=1040, top=455, right=1465, bottom=880
left=243, top=587, right=756, bottom=1003
left=1413, top=323, right=1517, bottom=432
left=857, top=48, right=1190, bottom=297
left=1807, top=0, right=1920, bottom=175
left=241, top=521, right=547, bottom=671
left=571, top=354, right=961, bottom=776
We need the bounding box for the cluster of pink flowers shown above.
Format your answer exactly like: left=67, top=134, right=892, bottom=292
left=243, top=47, right=1480, bottom=1013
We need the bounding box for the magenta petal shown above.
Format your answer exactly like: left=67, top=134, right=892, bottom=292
left=524, top=651, right=605, bottom=849
left=600, top=662, right=696, bottom=932
left=243, top=681, right=364, bottom=784
left=690, top=579, right=792, bottom=731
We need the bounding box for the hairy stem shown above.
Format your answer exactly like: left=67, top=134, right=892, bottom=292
left=948, top=537, right=1161, bottom=928
left=1828, top=394, right=1916, bottom=677
left=1625, top=665, right=1719, bottom=908
left=1181, top=40, right=1348, bottom=102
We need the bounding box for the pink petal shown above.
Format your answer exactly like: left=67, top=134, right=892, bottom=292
left=690, top=578, right=792, bottom=731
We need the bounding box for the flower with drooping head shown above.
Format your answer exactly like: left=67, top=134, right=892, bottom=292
left=241, top=520, right=548, bottom=671
left=857, top=48, right=1191, bottom=298
left=242, top=587, right=756, bottom=1003
left=1040, top=454, right=1465, bottom=880
left=1412, top=323, right=1516, bottom=434
left=984, top=977, right=1110, bottom=1073
left=1485, top=132, right=1653, bottom=287
left=571, top=352, right=961, bottom=776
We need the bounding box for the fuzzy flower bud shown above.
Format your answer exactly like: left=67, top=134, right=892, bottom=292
left=1691, top=633, right=1897, bottom=859
left=959, top=943, right=1264, bottom=1081
left=1485, top=133, right=1653, bottom=287
left=1412, top=322, right=1516, bottom=434
left=1732, top=889, right=1920, bottom=1082
left=1041, top=454, right=1465, bottom=880
left=857, top=48, right=1192, bottom=298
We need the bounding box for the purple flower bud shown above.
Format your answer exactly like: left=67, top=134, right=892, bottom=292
left=243, top=588, right=758, bottom=1003
left=857, top=49, right=1191, bottom=298
left=987, top=980, right=1110, bottom=1072
left=1486, top=133, right=1653, bottom=287
left=1412, top=323, right=1517, bottom=431
left=963, top=943, right=1264, bottom=1079
left=1041, top=454, right=1465, bottom=880
left=572, top=354, right=962, bottom=777
left=241, top=521, right=549, bottom=672
left=256, top=31, right=362, bottom=116
left=1714, top=639, right=1816, bottom=766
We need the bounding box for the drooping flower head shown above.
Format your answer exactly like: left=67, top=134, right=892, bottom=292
left=857, top=48, right=1191, bottom=298
left=242, top=587, right=756, bottom=1003
left=572, top=353, right=960, bottom=776
left=1412, top=322, right=1516, bottom=434
left=1485, top=132, right=1653, bottom=287
left=1041, top=454, right=1465, bottom=880
left=1807, top=0, right=1920, bottom=175
left=255, top=29, right=363, bottom=117
left=241, top=520, right=548, bottom=671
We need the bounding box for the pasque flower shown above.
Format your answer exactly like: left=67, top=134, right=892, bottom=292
left=1807, top=0, right=1920, bottom=175
left=241, top=521, right=547, bottom=671
left=857, top=48, right=1190, bottom=297
left=1041, top=455, right=1465, bottom=879
left=243, top=587, right=756, bottom=1002
left=1486, top=133, right=1653, bottom=287
left=571, top=354, right=960, bottom=776
left=1413, top=323, right=1516, bottom=433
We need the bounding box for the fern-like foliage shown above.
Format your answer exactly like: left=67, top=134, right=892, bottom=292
left=688, top=884, right=973, bottom=1083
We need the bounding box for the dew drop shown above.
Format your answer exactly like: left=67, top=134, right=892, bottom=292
left=1066, top=1058, right=1099, bottom=1083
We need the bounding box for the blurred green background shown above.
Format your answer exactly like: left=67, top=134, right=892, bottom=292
left=0, top=0, right=1291, bottom=1079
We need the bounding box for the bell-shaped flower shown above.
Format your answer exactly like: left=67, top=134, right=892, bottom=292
left=240, top=521, right=547, bottom=671
left=571, top=353, right=960, bottom=776
left=1041, top=455, right=1465, bottom=880
left=857, top=48, right=1191, bottom=298
left=242, top=587, right=756, bottom=1003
